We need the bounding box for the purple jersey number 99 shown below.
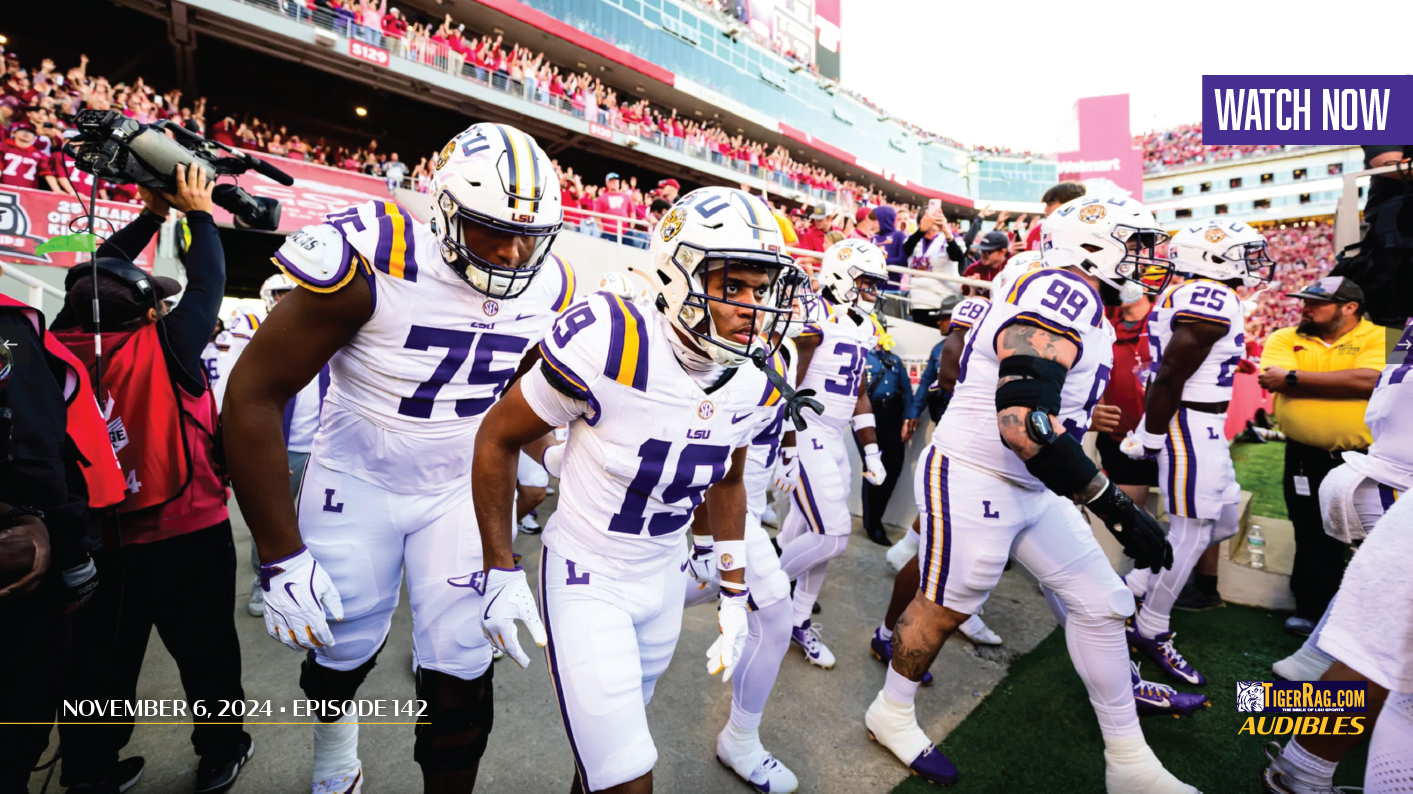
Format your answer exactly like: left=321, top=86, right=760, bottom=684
left=1037, top=279, right=1089, bottom=322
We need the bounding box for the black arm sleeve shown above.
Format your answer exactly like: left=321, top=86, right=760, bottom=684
left=0, top=314, right=86, bottom=570
left=962, top=219, right=982, bottom=248
left=901, top=229, right=926, bottom=259
left=945, top=237, right=966, bottom=264
left=158, top=211, right=224, bottom=395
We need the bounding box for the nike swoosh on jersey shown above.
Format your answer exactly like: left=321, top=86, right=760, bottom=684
left=516, top=313, right=536, bottom=321
left=731, top=413, right=753, bottom=423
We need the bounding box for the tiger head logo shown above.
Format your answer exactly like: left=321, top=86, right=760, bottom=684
left=1077, top=204, right=1108, bottom=224
left=435, top=139, right=456, bottom=171
left=1204, top=227, right=1229, bottom=244
left=838, top=246, right=854, bottom=261
left=1236, top=682, right=1267, bottom=712
left=659, top=208, right=687, bottom=242
left=719, top=553, right=734, bottom=569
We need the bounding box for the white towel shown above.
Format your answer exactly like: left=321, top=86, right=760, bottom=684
left=1320, top=463, right=1368, bottom=543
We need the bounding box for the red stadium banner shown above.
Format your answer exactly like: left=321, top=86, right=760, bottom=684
left=348, top=39, right=391, bottom=67
left=210, top=154, right=394, bottom=233
left=0, top=186, right=157, bottom=271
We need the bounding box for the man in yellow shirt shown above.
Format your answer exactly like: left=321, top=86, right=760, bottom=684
left=1258, top=277, right=1386, bottom=636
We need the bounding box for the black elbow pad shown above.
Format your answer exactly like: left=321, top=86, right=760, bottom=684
left=1023, top=432, right=1100, bottom=498
left=995, top=355, right=1067, bottom=415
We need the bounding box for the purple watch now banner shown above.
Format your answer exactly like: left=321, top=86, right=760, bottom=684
left=1202, top=75, right=1413, bottom=145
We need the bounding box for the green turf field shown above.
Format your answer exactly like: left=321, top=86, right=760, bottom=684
left=1232, top=440, right=1288, bottom=520
left=893, top=603, right=1369, bottom=793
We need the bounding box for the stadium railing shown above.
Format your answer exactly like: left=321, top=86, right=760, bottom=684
left=0, top=264, right=66, bottom=314
left=235, top=0, right=837, bottom=205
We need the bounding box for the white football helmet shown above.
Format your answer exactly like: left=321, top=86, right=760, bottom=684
left=260, top=273, right=295, bottom=312
left=430, top=122, right=563, bottom=299
left=991, top=251, right=1046, bottom=299
left=648, top=187, right=803, bottom=367
left=596, top=271, right=637, bottom=300
left=1168, top=219, right=1274, bottom=288
left=817, top=239, right=889, bottom=315
left=783, top=289, right=826, bottom=338
left=1040, top=196, right=1171, bottom=305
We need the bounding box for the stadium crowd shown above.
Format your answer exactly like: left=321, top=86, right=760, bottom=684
left=1137, top=122, right=1293, bottom=173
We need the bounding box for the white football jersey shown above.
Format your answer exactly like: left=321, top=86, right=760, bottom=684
left=1344, top=322, right=1413, bottom=492
left=1146, top=278, right=1246, bottom=403
left=948, top=296, right=991, bottom=336
left=796, top=298, right=879, bottom=430
left=274, top=199, right=575, bottom=493
left=934, top=267, right=1115, bottom=489
left=213, top=308, right=264, bottom=409
left=746, top=337, right=800, bottom=476
left=522, top=293, right=780, bottom=579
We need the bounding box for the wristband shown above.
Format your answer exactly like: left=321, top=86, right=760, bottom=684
left=1134, top=425, right=1166, bottom=451
left=863, top=442, right=881, bottom=457
left=851, top=413, right=876, bottom=432
left=715, top=540, right=747, bottom=572
left=691, top=534, right=714, bottom=554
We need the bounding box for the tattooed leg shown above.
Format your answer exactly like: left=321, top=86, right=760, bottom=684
left=890, top=595, right=968, bottom=682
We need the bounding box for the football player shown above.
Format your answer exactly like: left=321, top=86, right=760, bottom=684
left=773, top=239, right=889, bottom=669
left=222, top=122, right=570, bottom=793
left=215, top=272, right=327, bottom=618
left=470, top=187, right=805, bottom=793
left=1122, top=220, right=1273, bottom=686
left=677, top=289, right=820, bottom=793
left=864, top=196, right=1198, bottom=792
left=1261, top=318, right=1411, bottom=794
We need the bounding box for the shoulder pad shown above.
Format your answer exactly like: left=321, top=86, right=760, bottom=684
left=1003, top=269, right=1104, bottom=330
left=1165, top=280, right=1236, bottom=327
left=549, top=253, right=577, bottom=313
left=273, top=224, right=359, bottom=293
left=950, top=296, right=991, bottom=330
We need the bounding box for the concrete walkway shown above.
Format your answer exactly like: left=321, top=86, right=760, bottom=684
left=29, top=492, right=1057, bottom=793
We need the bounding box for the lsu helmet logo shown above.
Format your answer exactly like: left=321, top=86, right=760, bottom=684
left=1077, top=204, right=1108, bottom=224
left=659, top=208, right=687, bottom=242
left=1204, top=227, right=1229, bottom=244
left=838, top=246, right=854, bottom=260
left=435, top=139, right=456, bottom=171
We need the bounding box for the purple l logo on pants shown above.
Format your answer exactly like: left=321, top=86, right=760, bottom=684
left=983, top=501, right=1000, bottom=519
left=1208, top=427, right=1221, bottom=440
left=812, top=438, right=825, bottom=451
left=323, top=489, right=344, bottom=513
left=566, top=560, right=590, bottom=585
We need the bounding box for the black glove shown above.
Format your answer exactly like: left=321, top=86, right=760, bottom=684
left=1086, top=481, right=1173, bottom=574
left=750, top=348, right=823, bottom=432
left=60, top=557, right=100, bottom=614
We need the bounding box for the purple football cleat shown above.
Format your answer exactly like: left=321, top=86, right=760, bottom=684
left=869, top=628, right=933, bottom=686
left=1131, top=662, right=1210, bottom=718
left=1128, top=625, right=1206, bottom=685
left=907, top=745, right=959, bottom=785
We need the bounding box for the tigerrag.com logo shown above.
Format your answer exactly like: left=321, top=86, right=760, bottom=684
left=1236, top=681, right=1368, bottom=737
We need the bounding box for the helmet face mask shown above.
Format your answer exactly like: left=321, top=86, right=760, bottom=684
left=817, top=239, right=889, bottom=316
left=668, top=242, right=801, bottom=366
left=432, top=123, right=563, bottom=299
left=1043, top=197, right=1172, bottom=306
left=843, top=269, right=888, bottom=315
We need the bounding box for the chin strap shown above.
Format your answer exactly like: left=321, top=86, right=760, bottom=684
left=749, top=347, right=823, bottom=432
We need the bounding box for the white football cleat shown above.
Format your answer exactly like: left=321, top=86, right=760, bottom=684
left=959, top=614, right=1002, bottom=646
left=717, top=726, right=798, bottom=792
left=790, top=621, right=836, bottom=669
left=761, top=502, right=779, bottom=528
left=247, top=577, right=265, bottom=617
left=885, top=532, right=919, bottom=572
left=312, top=765, right=363, bottom=794
left=864, top=691, right=959, bottom=784
left=1104, top=736, right=1200, bottom=793
left=1273, top=643, right=1335, bottom=683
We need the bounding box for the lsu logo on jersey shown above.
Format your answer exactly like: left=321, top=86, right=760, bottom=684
left=1204, top=227, right=1229, bottom=244
left=1078, top=204, right=1108, bottom=224
left=660, top=208, right=687, bottom=242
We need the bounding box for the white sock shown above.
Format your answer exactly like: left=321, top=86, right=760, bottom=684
left=878, top=623, right=893, bottom=641
left=723, top=713, right=760, bottom=745
left=312, top=712, right=360, bottom=782
left=729, top=701, right=763, bottom=733
left=1281, top=738, right=1336, bottom=788
left=885, top=664, right=921, bottom=706
left=1125, top=568, right=1152, bottom=600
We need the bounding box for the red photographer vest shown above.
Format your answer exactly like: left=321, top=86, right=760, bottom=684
left=0, top=294, right=125, bottom=509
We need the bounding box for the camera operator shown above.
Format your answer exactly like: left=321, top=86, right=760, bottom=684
left=50, top=163, right=255, bottom=793
left=1333, top=146, right=1413, bottom=327
left=0, top=282, right=114, bottom=789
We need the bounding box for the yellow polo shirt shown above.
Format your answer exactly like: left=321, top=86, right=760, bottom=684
left=1259, top=319, right=1387, bottom=451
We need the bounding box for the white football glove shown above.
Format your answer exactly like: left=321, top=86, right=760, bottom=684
left=685, top=535, right=716, bottom=589
left=1124, top=423, right=1166, bottom=459
left=473, top=567, right=547, bottom=669
left=863, top=442, right=887, bottom=486
left=259, top=546, right=344, bottom=653
left=773, top=446, right=799, bottom=493
left=706, top=589, right=750, bottom=682
left=542, top=443, right=566, bottom=478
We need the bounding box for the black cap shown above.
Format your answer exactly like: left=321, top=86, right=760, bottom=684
left=936, top=294, right=963, bottom=315
left=66, top=264, right=182, bottom=327
left=1286, top=275, right=1364, bottom=305
left=976, top=230, right=1010, bottom=251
